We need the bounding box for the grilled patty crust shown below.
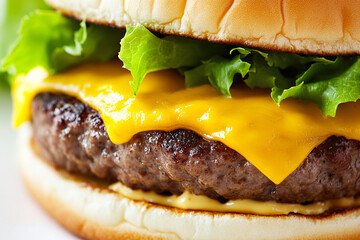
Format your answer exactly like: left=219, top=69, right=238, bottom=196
left=31, top=93, right=360, bottom=203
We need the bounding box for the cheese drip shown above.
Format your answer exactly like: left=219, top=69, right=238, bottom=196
left=110, top=182, right=360, bottom=215
left=13, top=61, right=360, bottom=184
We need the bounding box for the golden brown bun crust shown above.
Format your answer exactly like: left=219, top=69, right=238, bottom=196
left=45, top=0, right=360, bottom=55
left=19, top=123, right=360, bottom=240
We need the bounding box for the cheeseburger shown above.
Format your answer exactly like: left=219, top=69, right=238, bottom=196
left=2, top=0, right=360, bottom=239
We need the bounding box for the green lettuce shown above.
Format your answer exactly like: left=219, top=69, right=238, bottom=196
left=0, top=0, right=49, bottom=61
left=272, top=57, right=360, bottom=117
left=185, top=55, right=250, bottom=97
left=0, top=0, right=50, bottom=87
left=119, top=25, right=360, bottom=117
left=1, top=10, right=124, bottom=84
left=119, top=25, right=231, bottom=95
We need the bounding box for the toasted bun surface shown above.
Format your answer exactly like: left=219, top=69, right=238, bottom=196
left=19, top=123, right=360, bottom=240
left=45, top=0, right=360, bottom=55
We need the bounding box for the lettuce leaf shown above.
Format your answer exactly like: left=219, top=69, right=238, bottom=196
left=245, top=51, right=360, bottom=116
left=0, top=0, right=49, bottom=61
left=272, top=57, right=360, bottom=117
left=185, top=55, right=250, bottom=97
left=1, top=10, right=124, bottom=84
left=52, top=20, right=124, bottom=72
left=119, top=25, right=360, bottom=117
left=0, top=0, right=50, bottom=87
left=245, top=51, right=289, bottom=89
left=119, top=25, right=231, bottom=95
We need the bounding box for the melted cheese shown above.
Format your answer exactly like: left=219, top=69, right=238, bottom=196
left=13, top=61, right=360, bottom=184
left=109, top=182, right=360, bottom=215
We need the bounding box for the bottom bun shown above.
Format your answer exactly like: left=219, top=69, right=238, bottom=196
left=18, top=123, right=360, bottom=240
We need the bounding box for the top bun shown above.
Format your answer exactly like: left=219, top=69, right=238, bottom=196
left=45, top=0, right=360, bottom=55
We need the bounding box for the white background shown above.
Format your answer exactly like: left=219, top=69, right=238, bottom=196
left=0, top=90, right=78, bottom=239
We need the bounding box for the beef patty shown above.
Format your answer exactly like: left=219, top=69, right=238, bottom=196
left=31, top=93, right=360, bottom=203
